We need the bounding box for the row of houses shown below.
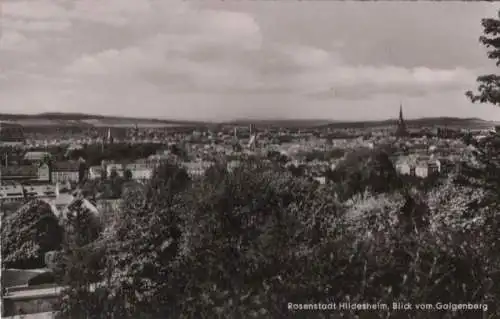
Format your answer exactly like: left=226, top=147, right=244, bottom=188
left=395, top=161, right=440, bottom=178
left=3, top=154, right=345, bottom=191
left=394, top=157, right=455, bottom=178
left=88, top=163, right=153, bottom=180
left=0, top=184, right=59, bottom=203
left=0, top=161, right=83, bottom=184
left=0, top=159, right=225, bottom=187
left=87, top=160, right=217, bottom=180
left=2, top=155, right=455, bottom=191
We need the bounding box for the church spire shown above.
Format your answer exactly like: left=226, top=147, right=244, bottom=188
left=107, top=128, right=114, bottom=144
left=396, top=102, right=408, bottom=138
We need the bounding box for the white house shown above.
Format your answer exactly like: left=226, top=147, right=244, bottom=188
left=23, top=184, right=58, bottom=200
left=226, top=160, right=241, bottom=172
left=23, top=151, right=50, bottom=163
left=37, top=163, right=50, bottom=182
left=51, top=161, right=81, bottom=183
left=88, top=166, right=103, bottom=180
left=106, top=163, right=124, bottom=177
left=395, top=163, right=411, bottom=175
left=313, top=176, right=326, bottom=184
left=415, top=165, right=429, bottom=178
left=126, top=163, right=153, bottom=180
left=182, top=161, right=213, bottom=177
left=0, top=184, right=24, bottom=203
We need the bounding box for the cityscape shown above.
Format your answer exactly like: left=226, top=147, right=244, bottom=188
left=0, top=104, right=495, bottom=204
left=2, top=1, right=500, bottom=319
left=1, top=105, right=498, bottom=318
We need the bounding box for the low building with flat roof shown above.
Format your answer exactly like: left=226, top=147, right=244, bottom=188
left=0, top=122, right=25, bottom=146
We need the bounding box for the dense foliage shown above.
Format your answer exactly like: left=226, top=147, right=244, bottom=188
left=81, top=173, right=126, bottom=200
left=50, top=153, right=500, bottom=318
left=466, top=10, right=500, bottom=105
left=56, top=201, right=106, bottom=319
left=326, top=147, right=403, bottom=200
left=301, top=149, right=345, bottom=162
left=68, top=143, right=163, bottom=166
left=1, top=199, right=63, bottom=269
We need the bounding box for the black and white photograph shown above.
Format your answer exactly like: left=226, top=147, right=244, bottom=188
left=1, top=0, right=500, bottom=318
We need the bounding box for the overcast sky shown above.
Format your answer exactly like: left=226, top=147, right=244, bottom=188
left=1, top=1, right=500, bottom=121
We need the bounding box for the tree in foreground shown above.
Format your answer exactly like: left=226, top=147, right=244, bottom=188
left=56, top=202, right=105, bottom=319
left=464, top=8, right=500, bottom=253
left=101, top=163, right=191, bottom=317
left=461, top=9, right=500, bottom=316
left=1, top=200, right=63, bottom=269
left=466, top=10, right=500, bottom=105
left=53, top=157, right=500, bottom=318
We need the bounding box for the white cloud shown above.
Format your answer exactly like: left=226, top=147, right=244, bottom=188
left=65, top=48, right=161, bottom=76
left=3, top=0, right=69, bottom=20
left=288, top=55, right=478, bottom=98
left=0, top=31, right=38, bottom=52
left=284, top=45, right=334, bottom=68
left=0, top=0, right=497, bottom=120
left=71, top=0, right=154, bottom=27
left=199, top=10, right=262, bottom=50
left=63, top=2, right=263, bottom=92
left=4, top=19, right=72, bottom=32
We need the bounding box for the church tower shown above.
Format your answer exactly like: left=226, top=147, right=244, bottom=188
left=106, top=128, right=114, bottom=144
left=396, top=103, right=408, bottom=138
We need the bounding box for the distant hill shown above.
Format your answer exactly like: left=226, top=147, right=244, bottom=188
left=0, top=113, right=497, bottom=130
left=227, top=117, right=497, bottom=130
left=227, top=119, right=334, bottom=128
left=0, top=112, right=210, bottom=128
left=319, top=117, right=497, bottom=130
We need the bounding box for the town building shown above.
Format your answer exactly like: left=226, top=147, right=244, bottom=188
left=126, top=163, right=153, bottom=180
left=181, top=161, right=213, bottom=177
left=50, top=161, right=82, bottom=184
left=0, top=184, right=25, bottom=203
left=227, top=160, right=242, bottom=172
left=0, top=122, right=25, bottom=146
left=395, top=162, right=411, bottom=175
left=37, top=163, right=50, bottom=182
left=2, top=269, right=59, bottom=318
left=0, top=166, right=39, bottom=183
left=99, top=161, right=155, bottom=181
left=22, top=184, right=58, bottom=200
left=23, top=152, right=51, bottom=165
left=0, top=184, right=59, bottom=203
left=88, top=166, right=104, bottom=180
left=395, top=157, right=441, bottom=178
left=106, top=163, right=124, bottom=177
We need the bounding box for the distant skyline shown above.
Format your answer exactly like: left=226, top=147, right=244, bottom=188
left=1, top=1, right=500, bottom=121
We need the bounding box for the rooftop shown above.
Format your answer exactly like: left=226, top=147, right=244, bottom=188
left=0, top=122, right=25, bottom=143
left=24, top=152, right=51, bottom=162
left=0, top=165, right=38, bottom=178
left=2, top=269, right=52, bottom=288
left=3, top=312, right=56, bottom=319
left=51, top=161, right=80, bottom=172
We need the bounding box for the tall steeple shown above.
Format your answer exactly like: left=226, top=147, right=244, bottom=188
left=396, top=102, right=408, bottom=138
left=107, top=128, right=114, bottom=144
